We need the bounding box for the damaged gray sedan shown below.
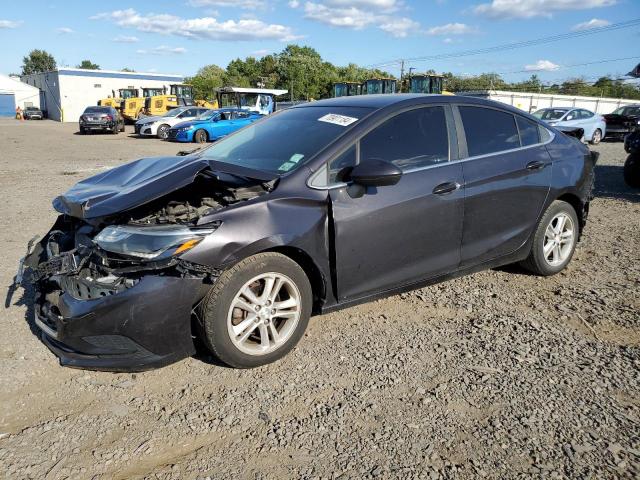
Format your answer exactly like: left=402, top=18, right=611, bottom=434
left=19, top=95, right=596, bottom=371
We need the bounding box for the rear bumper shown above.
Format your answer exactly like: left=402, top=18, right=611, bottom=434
left=81, top=121, right=115, bottom=131
left=34, top=275, right=208, bottom=372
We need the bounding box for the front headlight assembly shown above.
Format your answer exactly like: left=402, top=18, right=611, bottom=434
left=94, top=224, right=219, bottom=260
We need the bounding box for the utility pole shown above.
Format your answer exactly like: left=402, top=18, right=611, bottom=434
left=399, top=60, right=405, bottom=93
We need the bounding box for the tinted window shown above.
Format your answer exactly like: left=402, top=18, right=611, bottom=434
left=329, top=145, right=356, bottom=183
left=516, top=116, right=540, bottom=146
left=84, top=107, right=111, bottom=114
left=565, top=110, right=578, bottom=121
left=459, top=106, right=520, bottom=156
left=360, top=106, right=449, bottom=170
left=580, top=109, right=594, bottom=119
left=236, top=111, right=250, bottom=119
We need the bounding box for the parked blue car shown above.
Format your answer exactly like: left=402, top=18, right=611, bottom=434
left=167, top=108, right=262, bottom=143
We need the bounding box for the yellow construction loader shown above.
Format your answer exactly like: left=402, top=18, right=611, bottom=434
left=121, top=87, right=164, bottom=122
left=98, top=88, right=139, bottom=109
left=142, top=84, right=217, bottom=116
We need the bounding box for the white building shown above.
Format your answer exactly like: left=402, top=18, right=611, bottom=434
left=21, top=68, right=183, bottom=122
left=459, top=90, right=639, bottom=115
left=0, top=73, right=41, bottom=116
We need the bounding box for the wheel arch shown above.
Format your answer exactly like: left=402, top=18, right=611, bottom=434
left=259, top=246, right=327, bottom=315
left=194, top=128, right=209, bottom=142
left=555, top=192, right=586, bottom=233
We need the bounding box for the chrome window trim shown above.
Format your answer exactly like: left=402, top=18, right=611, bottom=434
left=306, top=110, right=555, bottom=190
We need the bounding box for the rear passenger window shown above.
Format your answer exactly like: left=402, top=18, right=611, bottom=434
left=359, top=106, right=449, bottom=170
left=516, top=116, right=540, bottom=146
left=459, top=106, right=520, bottom=156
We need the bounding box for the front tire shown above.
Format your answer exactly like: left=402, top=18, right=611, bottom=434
left=590, top=128, right=602, bottom=145
left=194, top=129, right=208, bottom=143
left=157, top=124, right=170, bottom=139
left=520, top=200, right=579, bottom=276
left=200, top=253, right=312, bottom=368
left=624, top=154, right=640, bottom=188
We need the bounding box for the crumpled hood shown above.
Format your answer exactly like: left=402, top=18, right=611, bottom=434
left=53, top=156, right=211, bottom=219
left=52, top=156, right=278, bottom=220
left=172, top=119, right=206, bottom=130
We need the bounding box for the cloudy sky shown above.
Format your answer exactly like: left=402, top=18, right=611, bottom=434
left=0, top=0, right=638, bottom=82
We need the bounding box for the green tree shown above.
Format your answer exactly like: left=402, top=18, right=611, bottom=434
left=21, top=49, right=56, bottom=75
left=185, top=64, right=226, bottom=99
left=77, top=59, right=100, bottom=70
left=120, top=67, right=135, bottom=72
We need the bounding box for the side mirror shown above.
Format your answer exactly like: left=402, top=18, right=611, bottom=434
left=350, top=159, right=402, bottom=187
left=566, top=115, right=574, bottom=121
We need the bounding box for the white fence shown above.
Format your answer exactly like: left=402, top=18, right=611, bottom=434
left=459, top=90, right=638, bottom=114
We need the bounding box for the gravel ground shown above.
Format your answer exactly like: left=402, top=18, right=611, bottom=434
left=0, top=119, right=638, bottom=479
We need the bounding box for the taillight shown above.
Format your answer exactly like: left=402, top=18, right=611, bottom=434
left=105, top=115, right=113, bottom=121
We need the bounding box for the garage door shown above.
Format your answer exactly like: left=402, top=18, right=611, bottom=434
left=0, top=93, right=15, bottom=117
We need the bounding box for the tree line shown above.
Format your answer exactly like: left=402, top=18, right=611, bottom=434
left=19, top=47, right=640, bottom=100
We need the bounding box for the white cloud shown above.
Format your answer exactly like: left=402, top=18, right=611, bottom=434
left=379, top=17, right=420, bottom=37
left=0, top=19, right=22, bottom=28
left=571, top=18, right=611, bottom=31
left=187, top=0, right=265, bottom=8
left=288, top=0, right=300, bottom=6
left=524, top=59, right=560, bottom=71
left=56, top=26, right=74, bottom=34
left=92, top=8, right=299, bottom=41
left=136, top=45, right=187, bottom=55
left=113, top=34, right=139, bottom=43
left=474, top=0, right=617, bottom=19
left=426, top=23, right=478, bottom=35
left=302, top=1, right=418, bottom=36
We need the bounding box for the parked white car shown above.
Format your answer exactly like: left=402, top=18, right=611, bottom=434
left=532, top=108, right=606, bottom=144
left=134, top=107, right=210, bottom=139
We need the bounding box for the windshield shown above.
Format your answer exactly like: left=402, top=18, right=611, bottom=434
left=200, top=106, right=372, bottom=175
left=84, top=107, right=111, bottom=114
left=196, top=109, right=218, bottom=120
left=612, top=106, right=640, bottom=116
left=163, top=107, right=189, bottom=118
left=533, top=109, right=568, bottom=120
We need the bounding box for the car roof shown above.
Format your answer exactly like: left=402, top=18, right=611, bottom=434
left=292, top=94, right=523, bottom=111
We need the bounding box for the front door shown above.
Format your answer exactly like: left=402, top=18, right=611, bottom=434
left=329, top=105, right=464, bottom=302
left=456, top=105, right=552, bottom=267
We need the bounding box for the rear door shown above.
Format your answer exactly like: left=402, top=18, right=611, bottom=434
left=456, top=105, right=552, bottom=267
left=327, top=105, right=465, bottom=302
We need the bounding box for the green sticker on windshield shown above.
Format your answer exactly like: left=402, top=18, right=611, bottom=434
left=289, top=153, right=304, bottom=164
left=278, top=161, right=296, bottom=172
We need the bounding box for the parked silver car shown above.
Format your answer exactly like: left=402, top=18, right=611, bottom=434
left=533, top=108, right=606, bottom=144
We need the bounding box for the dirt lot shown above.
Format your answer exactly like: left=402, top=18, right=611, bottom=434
left=0, top=118, right=638, bottom=479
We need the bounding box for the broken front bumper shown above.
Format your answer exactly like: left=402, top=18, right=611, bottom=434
left=33, top=274, right=209, bottom=372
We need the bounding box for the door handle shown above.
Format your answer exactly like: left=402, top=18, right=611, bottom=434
left=526, top=161, right=546, bottom=170
left=432, top=182, right=460, bottom=195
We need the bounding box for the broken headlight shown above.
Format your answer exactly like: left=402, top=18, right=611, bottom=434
left=94, top=224, right=218, bottom=260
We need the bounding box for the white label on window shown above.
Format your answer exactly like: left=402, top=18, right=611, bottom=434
left=318, top=113, right=358, bottom=126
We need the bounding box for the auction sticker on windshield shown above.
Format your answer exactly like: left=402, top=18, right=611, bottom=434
left=318, top=113, right=358, bottom=127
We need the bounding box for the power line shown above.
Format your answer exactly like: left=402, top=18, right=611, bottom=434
left=497, top=56, right=639, bottom=75
left=369, top=18, right=640, bottom=69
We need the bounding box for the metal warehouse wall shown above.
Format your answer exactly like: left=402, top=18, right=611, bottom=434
left=460, top=90, right=638, bottom=115
left=58, top=71, right=183, bottom=122
left=22, top=71, right=63, bottom=121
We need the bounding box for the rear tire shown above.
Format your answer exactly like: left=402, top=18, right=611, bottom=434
left=624, top=154, right=640, bottom=188
left=194, top=129, right=208, bottom=143
left=520, top=200, right=579, bottom=276
left=200, top=252, right=312, bottom=368
left=111, top=125, right=118, bottom=135
left=590, top=128, right=602, bottom=145
left=157, top=124, right=170, bottom=139
left=79, top=127, right=86, bottom=135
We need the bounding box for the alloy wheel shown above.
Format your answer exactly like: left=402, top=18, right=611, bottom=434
left=592, top=129, right=602, bottom=144
left=226, top=272, right=301, bottom=356
left=543, top=212, right=575, bottom=267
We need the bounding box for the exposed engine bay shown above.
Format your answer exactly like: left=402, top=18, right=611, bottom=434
left=122, top=171, right=272, bottom=226
left=20, top=170, right=274, bottom=300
